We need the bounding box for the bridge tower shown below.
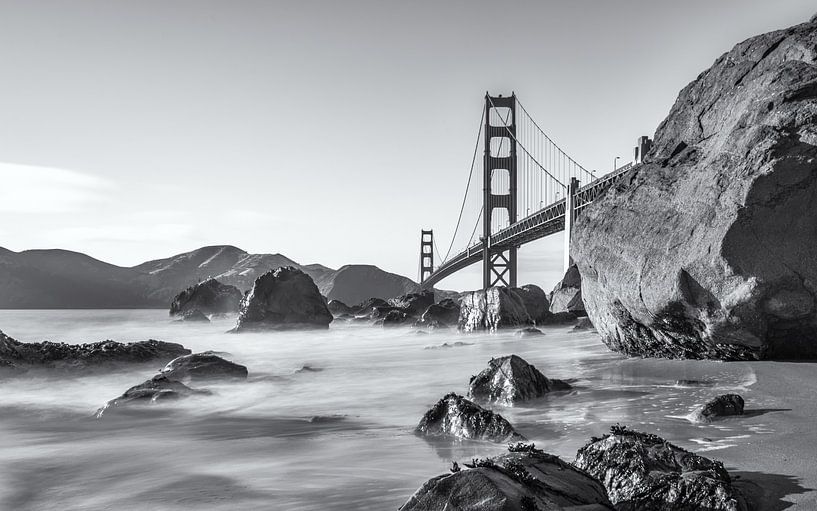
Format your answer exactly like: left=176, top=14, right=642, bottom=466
left=419, top=229, right=434, bottom=283
left=483, top=93, right=518, bottom=289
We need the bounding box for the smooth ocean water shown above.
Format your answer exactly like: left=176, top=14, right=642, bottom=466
left=0, top=310, right=767, bottom=510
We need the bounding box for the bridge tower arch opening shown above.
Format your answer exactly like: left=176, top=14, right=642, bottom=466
left=419, top=229, right=434, bottom=283
left=483, top=93, right=518, bottom=289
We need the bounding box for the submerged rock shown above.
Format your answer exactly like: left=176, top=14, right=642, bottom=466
left=232, top=267, right=333, bottom=331
left=574, top=426, right=747, bottom=511
left=458, top=287, right=532, bottom=332
left=468, top=355, right=570, bottom=406
left=96, top=375, right=210, bottom=418
left=169, top=278, right=242, bottom=317
left=415, top=299, right=461, bottom=328
left=515, top=327, right=544, bottom=337
left=513, top=284, right=552, bottom=323
left=0, top=330, right=190, bottom=373
left=399, top=443, right=613, bottom=511
left=160, top=353, right=248, bottom=383
left=548, top=264, right=585, bottom=315
left=689, top=394, right=745, bottom=423
left=415, top=392, right=524, bottom=443
left=573, top=15, right=817, bottom=360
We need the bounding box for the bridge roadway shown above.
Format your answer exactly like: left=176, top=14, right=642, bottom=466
left=421, top=163, right=636, bottom=288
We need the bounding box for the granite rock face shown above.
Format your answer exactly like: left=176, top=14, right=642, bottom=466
left=232, top=267, right=333, bottom=331
left=574, top=427, right=747, bottom=511
left=573, top=15, right=817, bottom=360
left=415, top=392, right=524, bottom=443
left=548, top=264, right=585, bottom=315
left=399, top=444, right=613, bottom=511
left=0, top=330, right=190, bottom=373
left=469, top=355, right=570, bottom=406
left=160, top=353, right=248, bottom=383
left=169, top=278, right=242, bottom=317
left=458, top=287, right=532, bottom=332
left=513, top=284, right=551, bottom=323
left=689, top=394, right=745, bottom=423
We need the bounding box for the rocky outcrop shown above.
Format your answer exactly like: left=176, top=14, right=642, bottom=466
left=468, top=355, right=570, bottom=406
left=169, top=278, right=242, bottom=317
left=514, top=284, right=552, bottom=323
left=327, top=299, right=353, bottom=316
left=399, top=443, right=613, bottom=511
left=548, top=264, right=585, bottom=315
left=95, top=374, right=210, bottom=418
left=458, top=287, right=532, bottom=332
left=350, top=297, right=389, bottom=317
left=381, top=309, right=411, bottom=327
left=177, top=310, right=210, bottom=322
left=415, top=392, right=524, bottom=443
left=0, top=330, right=190, bottom=373
left=573, top=16, right=817, bottom=360
left=574, top=426, right=747, bottom=511
left=415, top=299, right=461, bottom=328
left=689, top=394, right=745, bottom=423
left=389, top=290, right=435, bottom=317
left=160, top=352, right=248, bottom=383
left=232, top=267, right=333, bottom=331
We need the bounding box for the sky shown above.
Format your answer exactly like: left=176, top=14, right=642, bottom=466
left=0, top=0, right=815, bottom=291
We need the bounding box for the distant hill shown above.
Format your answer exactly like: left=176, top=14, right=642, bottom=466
left=0, top=245, right=426, bottom=309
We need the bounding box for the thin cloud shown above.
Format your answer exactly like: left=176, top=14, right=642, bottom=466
left=0, top=162, right=114, bottom=213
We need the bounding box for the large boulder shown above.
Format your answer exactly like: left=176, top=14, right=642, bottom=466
left=548, top=264, right=585, bottom=315
left=458, top=287, right=532, bottom=332
left=513, top=284, right=552, bottom=323
left=399, top=444, right=613, bottom=511
left=468, top=355, right=570, bottom=406
left=573, top=15, right=817, bottom=360
left=0, top=330, right=190, bottom=374
left=95, top=374, right=209, bottom=418
left=160, top=352, right=248, bottom=383
left=232, top=267, right=333, bottom=331
left=169, top=278, right=242, bottom=316
left=415, top=299, right=461, bottom=328
left=574, top=426, right=747, bottom=511
left=389, top=289, right=435, bottom=317
left=415, top=392, right=524, bottom=443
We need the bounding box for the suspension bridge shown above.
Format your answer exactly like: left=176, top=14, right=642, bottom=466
left=418, top=93, right=646, bottom=290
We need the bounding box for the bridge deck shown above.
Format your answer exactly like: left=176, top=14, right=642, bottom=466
left=422, top=164, right=635, bottom=288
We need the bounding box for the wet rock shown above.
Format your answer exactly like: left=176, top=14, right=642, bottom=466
left=548, top=264, right=585, bottom=315
left=468, top=355, right=570, bottom=406
left=458, top=287, right=532, bottom=332
left=327, top=299, right=353, bottom=316
left=573, top=15, right=817, bottom=360
left=574, top=426, right=747, bottom=511
left=96, top=375, right=210, bottom=418
left=389, top=289, right=435, bottom=318
left=415, top=299, right=461, bottom=328
left=350, top=297, right=389, bottom=316
left=415, top=392, right=524, bottom=443
left=382, top=309, right=411, bottom=327
left=169, top=278, right=242, bottom=316
left=160, top=353, right=248, bottom=383
left=515, top=327, right=544, bottom=337
left=232, top=267, right=333, bottom=331
left=0, top=330, right=190, bottom=373
left=540, top=311, right=578, bottom=325
left=177, top=309, right=210, bottom=322
left=572, top=317, right=594, bottom=331
left=513, top=284, right=552, bottom=323
left=424, top=341, right=473, bottom=349
left=399, top=443, right=613, bottom=511
left=689, top=394, right=745, bottom=423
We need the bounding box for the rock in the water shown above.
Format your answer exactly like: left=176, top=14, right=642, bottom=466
left=169, top=278, right=242, bottom=317
left=160, top=352, right=248, bottom=383
left=350, top=297, right=390, bottom=316
left=574, top=426, right=747, bottom=511
left=327, top=299, right=353, bottom=316
left=573, top=16, right=817, bottom=360
left=399, top=444, right=613, bottom=511
left=415, top=299, right=461, bottom=328
left=468, top=355, right=570, bottom=406
left=382, top=309, right=411, bottom=327
left=415, top=392, right=524, bottom=442
left=389, top=290, right=435, bottom=317
left=232, top=267, right=333, bottom=331
left=177, top=309, right=210, bottom=322
left=0, top=330, right=190, bottom=373
left=689, top=394, right=745, bottom=423
left=458, top=287, right=532, bottom=332
left=513, top=284, right=552, bottom=323
left=548, top=264, right=585, bottom=315
left=572, top=317, right=594, bottom=331
left=96, top=374, right=210, bottom=418
left=515, top=327, right=544, bottom=337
